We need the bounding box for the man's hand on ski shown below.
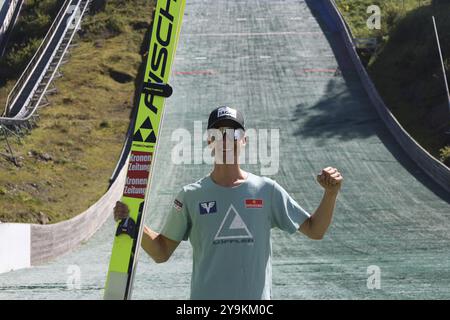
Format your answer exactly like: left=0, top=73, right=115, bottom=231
left=317, top=167, right=343, bottom=194
left=113, top=201, right=129, bottom=221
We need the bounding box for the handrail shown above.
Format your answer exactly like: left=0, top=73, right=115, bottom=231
left=0, top=0, right=24, bottom=57
left=13, top=1, right=82, bottom=119
left=0, top=1, right=12, bottom=34
left=0, top=0, right=91, bottom=127
left=3, top=0, right=71, bottom=116
left=0, top=0, right=12, bottom=27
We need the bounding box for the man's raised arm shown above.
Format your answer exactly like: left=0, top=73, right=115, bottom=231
left=300, top=167, right=343, bottom=240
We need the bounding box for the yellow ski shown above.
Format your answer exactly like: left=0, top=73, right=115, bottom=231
left=104, top=0, right=186, bottom=300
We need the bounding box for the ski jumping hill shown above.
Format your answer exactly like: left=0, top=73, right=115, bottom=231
left=0, top=0, right=449, bottom=299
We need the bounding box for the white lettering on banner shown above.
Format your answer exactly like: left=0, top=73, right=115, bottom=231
left=125, top=177, right=148, bottom=185
left=124, top=186, right=147, bottom=195
left=130, top=154, right=152, bottom=162
left=128, top=163, right=150, bottom=171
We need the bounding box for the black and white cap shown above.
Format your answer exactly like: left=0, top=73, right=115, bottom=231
left=207, top=106, right=245, bottom=130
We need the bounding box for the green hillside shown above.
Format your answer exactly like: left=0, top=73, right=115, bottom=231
left=0, top=0, right=155, bottom=224
left=336, top=0, right=450, bottom=165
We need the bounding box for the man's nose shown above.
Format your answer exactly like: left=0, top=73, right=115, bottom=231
left=222, top=133, right=234, bottom=144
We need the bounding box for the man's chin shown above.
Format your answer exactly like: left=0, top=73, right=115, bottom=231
left=220, top=156, right=238, bottom=164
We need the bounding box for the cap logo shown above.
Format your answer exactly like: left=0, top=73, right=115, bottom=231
left=217, top=107, right=236, bottom=119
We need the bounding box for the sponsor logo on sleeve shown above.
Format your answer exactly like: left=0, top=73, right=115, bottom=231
left=199, top=201, right=217, bottom=215
left=245, top=199, right=263, bottom=208
left=173, top=199, right=183, bottom=212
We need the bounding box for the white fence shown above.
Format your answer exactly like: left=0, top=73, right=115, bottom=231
left=0, top=164, right=126, bottom=274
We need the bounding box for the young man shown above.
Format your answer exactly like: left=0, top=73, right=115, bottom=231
left=114, top=106, right=343, bottom=300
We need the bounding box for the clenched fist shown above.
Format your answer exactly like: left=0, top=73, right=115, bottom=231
left=113, top=201, right=129, bottom=222
left=317, top=167, right=343, bottom=194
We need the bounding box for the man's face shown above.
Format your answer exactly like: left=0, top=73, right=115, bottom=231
left=207, top=120, right=246, bottom=164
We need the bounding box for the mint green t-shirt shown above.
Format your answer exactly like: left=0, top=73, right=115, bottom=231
left=160, top=172, right=310, bottom=300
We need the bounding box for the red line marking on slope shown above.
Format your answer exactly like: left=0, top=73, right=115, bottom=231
left=302, top=68, right=338, bottom=73
left=173, top=70, right=217, bottom=76
left=295, top=68, right=340, bottom=77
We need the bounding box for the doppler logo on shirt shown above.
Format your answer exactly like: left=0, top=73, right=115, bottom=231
left=245, top=199, right=263, bottom=208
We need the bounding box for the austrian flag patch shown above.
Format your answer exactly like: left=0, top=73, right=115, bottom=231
left=173, top=199, right=183, bottom=212
left=245, top=199, right=263, bottom=208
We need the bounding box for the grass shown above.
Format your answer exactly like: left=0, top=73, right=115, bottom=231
left=0, top=0, right=156, bottom=224
left=336, top=0, right=432, bottom=38
left=335, top=0, right=450, bottom=163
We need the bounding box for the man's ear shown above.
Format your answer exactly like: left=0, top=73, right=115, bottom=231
left=208, top=139, right=215, bottom=157
left=241, top=136, right=248, bottom=146
left=207, top=138, right=214, bottom=149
